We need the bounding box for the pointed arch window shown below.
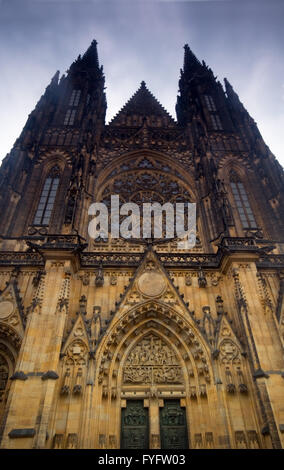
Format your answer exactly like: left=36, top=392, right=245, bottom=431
left=33, top=166, right=60, bottom=226
left=230, top=171, right=257, bottom=228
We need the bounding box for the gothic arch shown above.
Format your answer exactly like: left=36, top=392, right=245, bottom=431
left=95, top=150, right=197, bottom=203
left=95, top=300, right=213, bottom=393
left=217, top=154, right=253, bottom=175
left=37, top=149, right=73, bottom=167
left=91, top=150, right=204, bottom=250
left=92, top=301, right=222, bottom=449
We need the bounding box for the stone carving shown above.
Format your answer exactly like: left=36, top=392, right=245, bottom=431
left=225, top=368, right=236, bottom=393
left=95, top=263, right=104, bottom=287
left=53, top=433, right=64, bottom=449
left=201, top=306, right=215, bottom=346
left=185, top=274, right=192, bottom=286
left=236, top=368, right=248, bottom=393
left=123, top=334, right=183, bottom=384
left=81, top=272, right=90, bottom=286
left=99, top=434, right=107, bottom=448
left=205, top=432, right=214, bottom=448
left=109, top=435, right=117, bottom=448
left=198, top=268, right=207, bottom=288
left=194, top=433, right=203, bottom=449
left=0, top=300, right=14, bottom=319
left=235, top=430, right=247, bottom=449
left=73, top=367, right=83, bottom=395
left=247, top=430, right=260, bottom=448
left=137, top=271, right=166, bottom=297
left=91, top=311, right=102, bottom=347
left=65, top=340, right=88, bottom=366
left=66, top=433, right=78, bottom=449
left=219, top=339, right=240, bottom=364
left=61, top=368, right=71, bottom=395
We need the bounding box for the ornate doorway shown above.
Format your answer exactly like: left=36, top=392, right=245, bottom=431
left=121, top=400, right=149, bottom=449
left=160, top=400, right=188, bottom=449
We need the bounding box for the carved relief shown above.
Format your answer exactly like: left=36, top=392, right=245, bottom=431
left=53, top=433, right=64, bottom=449
left=123, top=334, right=183, bottom=384
left=66, top=433, right=78, bottom=449
left=219, top=339, right=240, bottom=365
left=235, top=430, right=247, bottom=449
left=65, top=340, right=88, bottom=366
left=247, top=430, right=260, bottom=449
left=194, top=433, right=203, bottom=449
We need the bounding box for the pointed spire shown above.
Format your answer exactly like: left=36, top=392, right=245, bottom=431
left=81, top=39, right=100, bottom=69
left=68, top=39, right=102, bottom=76
left=183, top=44, right=203, bottom=74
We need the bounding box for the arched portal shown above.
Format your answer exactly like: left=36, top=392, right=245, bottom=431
left=94, top=301, right=215, bottom=449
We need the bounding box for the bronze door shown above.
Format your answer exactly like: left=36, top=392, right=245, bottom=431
left=160, top=400, right=188, bottom=449
left=121, top=400, right=149, bottom=449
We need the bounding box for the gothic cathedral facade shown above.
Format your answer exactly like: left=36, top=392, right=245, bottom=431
left=0, top=41, right=283, bottom=449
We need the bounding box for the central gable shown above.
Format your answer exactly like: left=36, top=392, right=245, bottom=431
left=109, top=81, right=176, bottom=128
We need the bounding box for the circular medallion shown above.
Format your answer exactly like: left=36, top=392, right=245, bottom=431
left=137, top=271, right=166, bottom=297
left=0, top=301, right=14, bottom=319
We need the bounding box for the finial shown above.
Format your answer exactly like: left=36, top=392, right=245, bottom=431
left=140, top=80, right=146, bottom=88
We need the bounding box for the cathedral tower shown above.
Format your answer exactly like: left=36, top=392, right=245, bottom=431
left=0, top=41, right=283, bottom=449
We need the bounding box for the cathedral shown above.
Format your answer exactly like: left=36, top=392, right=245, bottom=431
left=0, top=40, right=283, bottom=450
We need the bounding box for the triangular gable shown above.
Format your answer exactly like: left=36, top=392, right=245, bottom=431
left=109, top=81, right=176, bottom=127
left=215, top=314, right=244, bottom=355
left=107, top=246, right=195, bottom=324
left=61, top=313, right=90, bottom=356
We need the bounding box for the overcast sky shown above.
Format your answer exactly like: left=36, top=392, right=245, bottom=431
left=0, top=0, right=283, bottom=166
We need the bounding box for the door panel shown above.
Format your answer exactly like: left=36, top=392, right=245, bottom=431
left=121, top=400, right=149, bottom=449
left=160, top=400, right=188, bottom=449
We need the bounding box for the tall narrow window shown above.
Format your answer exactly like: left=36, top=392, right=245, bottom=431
left=64, top=89, right=81, bottom=126
left=204, top=94, right=223, bottom=130
left=204, top=94, right=216, bottom=112
left=33, top=167, right=60, bottom=226
left=230, top=171, right=257, bottom=228
left=69, top=89, right=81, bottom=107
left=64, top=109, right=76, bottom=126
left=211, top=114, right=223, bottom=130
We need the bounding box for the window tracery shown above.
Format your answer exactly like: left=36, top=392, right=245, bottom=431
left=33, top=166, right=60, bottom=226
left=229, top=171, right=257, bottom=228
